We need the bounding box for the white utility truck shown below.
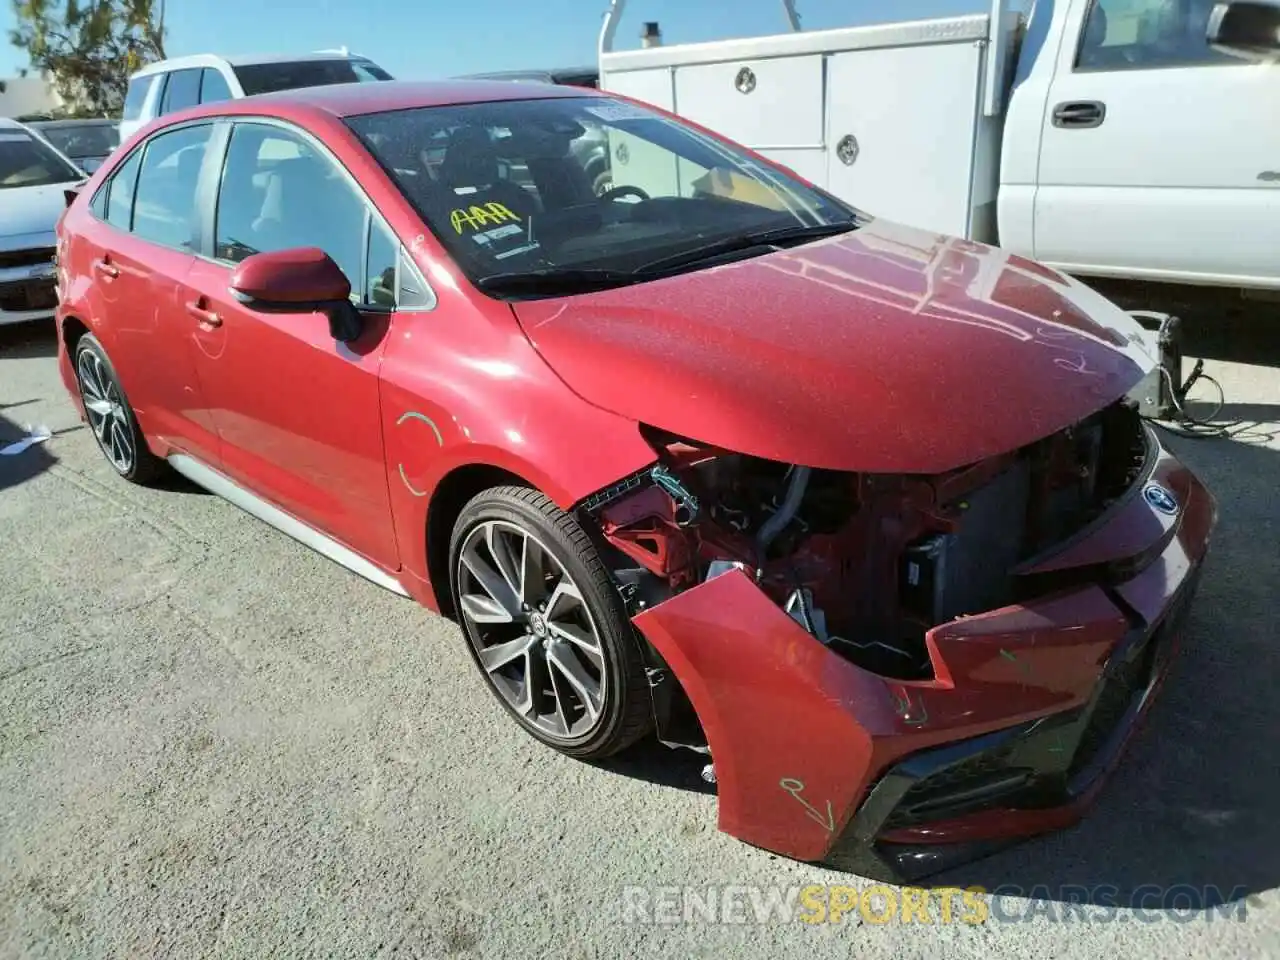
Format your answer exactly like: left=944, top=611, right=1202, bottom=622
left=597, top=0, right=1280, bottom=312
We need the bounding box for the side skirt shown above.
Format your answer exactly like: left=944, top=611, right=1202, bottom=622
left=168, top=453, right=410, bottom=598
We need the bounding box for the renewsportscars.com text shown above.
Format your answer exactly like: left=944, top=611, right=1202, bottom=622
left=620, top=884, right=1256, bottom=926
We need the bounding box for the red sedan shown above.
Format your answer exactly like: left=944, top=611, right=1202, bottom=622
left=53, top=80, right=1215, bottom=881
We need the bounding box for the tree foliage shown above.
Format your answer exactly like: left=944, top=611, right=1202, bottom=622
left=8, top=0, right=166, bottom=118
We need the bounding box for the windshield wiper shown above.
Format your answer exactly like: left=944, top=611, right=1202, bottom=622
left=475, top=268, right=640, bottom=296
left=634, top=220, right=860, bottom=276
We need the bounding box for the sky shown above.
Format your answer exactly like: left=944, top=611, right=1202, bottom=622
left=0, top=0, right=995, bottom=80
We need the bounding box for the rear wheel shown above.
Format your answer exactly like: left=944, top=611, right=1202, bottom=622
left=74, top=333, right=164, bottom=485
left=448, top=485, right=652, bottom=759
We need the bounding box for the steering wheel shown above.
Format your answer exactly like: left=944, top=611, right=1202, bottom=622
left=598, top=184, right=650, bottom=204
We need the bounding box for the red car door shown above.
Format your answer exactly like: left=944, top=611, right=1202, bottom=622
left=178, top=120, right=399, bottom=569
left=71, top=121, right=222, bottom=467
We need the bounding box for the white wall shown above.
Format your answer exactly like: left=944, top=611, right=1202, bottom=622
left=0, top=76, right=62, bottom=118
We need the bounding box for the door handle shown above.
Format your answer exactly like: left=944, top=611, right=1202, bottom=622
left=1052, top=100, right=1106, bottom=129
left=91, top=257, right=119, bottom=280
left=185, top=298, right=222, bottom=328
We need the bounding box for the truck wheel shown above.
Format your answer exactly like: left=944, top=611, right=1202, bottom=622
left=448, top=485, right=653, bottom=759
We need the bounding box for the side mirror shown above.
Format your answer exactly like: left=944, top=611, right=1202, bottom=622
left=228, top=247, right=363, bottom=343
left=1207, top=1, right=1280, bottom=61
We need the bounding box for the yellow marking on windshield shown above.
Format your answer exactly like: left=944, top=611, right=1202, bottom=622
left=450, top=202, right=521, bottom=234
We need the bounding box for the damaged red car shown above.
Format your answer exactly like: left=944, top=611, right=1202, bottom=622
left=53, top=81, right=1215, bottom=881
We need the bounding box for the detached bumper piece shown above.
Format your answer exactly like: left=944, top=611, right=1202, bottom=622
left=825, top=569, right=1200, bottom=883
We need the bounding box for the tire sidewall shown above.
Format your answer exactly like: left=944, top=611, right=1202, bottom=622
left=448, top=490, right=638, bottom=757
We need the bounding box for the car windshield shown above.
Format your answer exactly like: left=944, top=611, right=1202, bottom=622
left=346, top=96, right=860, bottom=295
left=0, top=127, right=84, bottom=189
left=234, top=58, right=394, bottom=97
left=35, top=123, right=119, bottom=160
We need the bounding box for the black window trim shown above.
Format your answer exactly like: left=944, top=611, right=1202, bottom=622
left=202, top=114, right=436, bottom=312
left=1072, top=0, right=1248, bottom=73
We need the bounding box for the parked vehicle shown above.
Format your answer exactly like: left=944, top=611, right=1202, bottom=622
left=0, top=117, right=81, bottom=325
left=118, top=51, right=394, bottom=141
left=462, top=66, right=599, bottom=87
left=457, top=66, right=611, bottom=195
left=29, top=118, right=120, bottom=173
left=598, top=0, right=1280, bottom=312
left=54, top=80, right=1215, bottom=880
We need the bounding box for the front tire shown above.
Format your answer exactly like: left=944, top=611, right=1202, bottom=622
left=448, top=485, right=652, bottom=759
left=73, top=333, right=164, bottom=485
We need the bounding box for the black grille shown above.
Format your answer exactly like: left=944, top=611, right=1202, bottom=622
left=0, top=279, right=57, bottom=312
left=0, top=247, right=56, bottom=271
left=885, top=741, right=1028, bottom=829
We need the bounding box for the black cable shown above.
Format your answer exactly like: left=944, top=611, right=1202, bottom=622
left=1142, top=360, right=1241, bottom=440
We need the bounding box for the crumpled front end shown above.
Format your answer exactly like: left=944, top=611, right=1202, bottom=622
left=572, top=400, right=1216, bottom=880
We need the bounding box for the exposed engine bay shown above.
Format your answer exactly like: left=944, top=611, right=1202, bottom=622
left=578, top=399, right=1150, bottom=693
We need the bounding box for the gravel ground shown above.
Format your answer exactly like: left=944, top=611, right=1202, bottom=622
left=1, top=318, right=1278, bottom=959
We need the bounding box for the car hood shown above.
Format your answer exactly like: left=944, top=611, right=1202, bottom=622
left=512, top=218, right=1159, bottom=474
left=0, top=182, right=73, bottom=248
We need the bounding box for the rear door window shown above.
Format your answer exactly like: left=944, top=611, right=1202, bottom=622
left=104, top=150, right=142, bottom=230
left=199, top=68, right=233, bottom=104
left=122, top=75, right=156, bottom=122
left=131, top=124, right=214, bottom=250
left=159, top=69, right=201, bottom=115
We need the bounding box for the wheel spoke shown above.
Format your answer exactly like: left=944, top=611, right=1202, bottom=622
left=510, top=647, right=549, bottom=721
left=112, top=418, right=132, bottom=463
left=547, top=621, right=604, bottom=671
left=547, top=641, right=602, bottom=723
left=546, top=659, right=574, bottom=737
left=479, top=633, right=538, bottom=673
left=105, top=419, right=120, bottom=463
left=459, top=591, right=514, bottom=624
left=545, top=577, right=583, bottom=622
left=89, top=355, right=109, bottom=402
left=486, top=523, right=524, bottom=606
left=461, top=539, right=521, bottom=617
left=518, top=536, right=548, bottom=607
left=76, top=352, right=98, bottom=395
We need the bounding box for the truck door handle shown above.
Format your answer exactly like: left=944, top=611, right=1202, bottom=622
left=1052, top=100, right=1106, bottom=129
left=185, top=298, right=222, bottom=328
left=91, top=257, right=119, bottom=280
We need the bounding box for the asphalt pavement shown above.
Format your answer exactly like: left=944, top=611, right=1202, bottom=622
left=1, top=317, right=1278, bottom=959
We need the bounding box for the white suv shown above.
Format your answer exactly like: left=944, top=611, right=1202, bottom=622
left=119, top=51, right=394, bottom=142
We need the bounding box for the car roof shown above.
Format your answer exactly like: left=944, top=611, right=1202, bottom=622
left=186, top=78, right=601, bottom=121
left=131, top=50, right=375, bottom=78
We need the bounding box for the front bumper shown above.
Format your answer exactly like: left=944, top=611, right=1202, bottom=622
left=0, top=253, right=58, bottom=325
left=632, top=432, right=1215, bottom=881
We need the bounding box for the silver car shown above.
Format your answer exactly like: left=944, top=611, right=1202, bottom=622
left=0, top=117, right=82, bottom=326
left=28, top=118, right=120, bottom=174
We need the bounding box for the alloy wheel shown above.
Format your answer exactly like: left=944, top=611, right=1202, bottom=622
left=456, top=519, right=608, bottom=743
left=77, top=348, right=134, bottom=474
